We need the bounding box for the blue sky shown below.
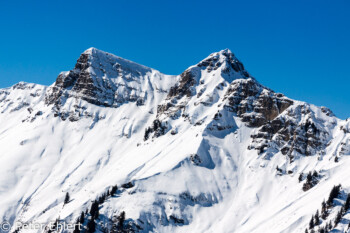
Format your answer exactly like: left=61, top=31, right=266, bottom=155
left=0, top=0, right=349, bottom=118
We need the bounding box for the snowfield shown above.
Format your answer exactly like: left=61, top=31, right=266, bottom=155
left=0, top=48, right=349, bottom=233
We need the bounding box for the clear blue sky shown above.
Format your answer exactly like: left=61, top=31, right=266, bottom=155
left=0, top=0, right=349, bottom=118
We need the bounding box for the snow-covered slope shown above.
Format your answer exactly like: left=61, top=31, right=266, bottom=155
left=0, top=48, right=349, bottom=233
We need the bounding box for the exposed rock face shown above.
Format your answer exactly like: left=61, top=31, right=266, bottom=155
left=249, top=104, right=332, bottom=160
left=155, top=69, right=197, bottom=120
left=223, top=78, right=293, bottom=127
left=12, top=82, right=36, bottom=90
left=157, top=49, right=252, bottom=119
left=338, top=121, right=350, bottom=156
left=45, top=48, right=160, bottom=121
left=0, top=89, right=10, bottom=104
left=0, top=82, right=46, bottom=116
left=321, top=106, right=335, bottom=117
left=45, top=48, right=153, bottom=108
left=340, top=121, right=350, bottom=134
left=339, top=139, right=350, bottom=156
left=45, top=50, right=117, bottom=108
left=197, top=48, right=249, bottom=77
left=168, top=69, right=196, bottom=99
left=144, top=119, right=168, bottom=141
left=219, top=78, right=335, bottom=159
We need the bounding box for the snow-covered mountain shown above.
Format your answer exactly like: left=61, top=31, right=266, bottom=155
left=0, top=48, right=349, bottom=233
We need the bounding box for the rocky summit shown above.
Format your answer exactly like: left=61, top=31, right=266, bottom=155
left=0, top=48, right=349, bottom=233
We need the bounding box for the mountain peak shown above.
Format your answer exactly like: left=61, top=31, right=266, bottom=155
left=78, top=47, right=153, bottom=74
left=83, top=47, right=106, bottom=55
left=46, top=48, right=162, bottom=109
left=211, top=48, right=234, bottom=57
left=78, top=47, right=115, bottom=67
left=193, top=48, right=251, bottom=81
left=204, top=48, right=236, bottom=63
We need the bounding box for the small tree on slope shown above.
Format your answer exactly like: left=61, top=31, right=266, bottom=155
left=64, top=192, right=70, bottom=205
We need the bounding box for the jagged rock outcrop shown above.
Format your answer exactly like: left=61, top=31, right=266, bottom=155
left=46, top=49, right=117, bottom=108
left=44, top=48, right=169, bottom=121
left=249, top=104, right=333, bottom=160
left=0, top=82, right=46, bottom=116
left=45, top=48, right=154, bottom=118
left=157, top=49, right=252, bottom=119
left=223, top=78, right=293, bottom=127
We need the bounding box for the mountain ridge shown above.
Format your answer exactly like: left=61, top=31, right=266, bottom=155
left=0, top=48, right=349, bottom=233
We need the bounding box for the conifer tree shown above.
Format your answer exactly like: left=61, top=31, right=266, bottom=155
left=98, top=194, right=106, bottom=204
left=94, top=207, right=100, bottom=219
left=111, top=185, right=118, bottom=196
left=321, top=200, right=327, bottom=214
left=344, top=193, right=350, bottom=211
left=307, top=172, right=312, bottom=183
left=309, top=215, right=314, bottom=229
left=299, top=173, right=303, bottom=182
left=341, top=206, right=345, bottom=215
left=327, top=185, right=341, bottom=206
left=90, top=200, right=99, bottom=218
left=73, top=218, right=81, bottom=233
left=315, top=210, right=320, bottom=225
left=87, top=217, right=96, bottom=233
left=64, top=192, right=70, bottom=204
left=48, top=218, right=58, bottom=233
left=80, top=211, right=85, bottom=224
left=117, top=211, right=125, bottom=231
left=334, top=210, right=342, bottom=226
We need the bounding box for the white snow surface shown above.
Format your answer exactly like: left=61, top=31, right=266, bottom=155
left=0, top=48, right=349, bottom=233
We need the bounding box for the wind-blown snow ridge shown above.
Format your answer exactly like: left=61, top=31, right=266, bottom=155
left=0, top=48, right=349, bottom=233
left=84, top=47, right=154, bottom=72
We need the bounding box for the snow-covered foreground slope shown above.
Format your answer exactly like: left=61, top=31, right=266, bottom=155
left=0, top=48, right=349, bottom=233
